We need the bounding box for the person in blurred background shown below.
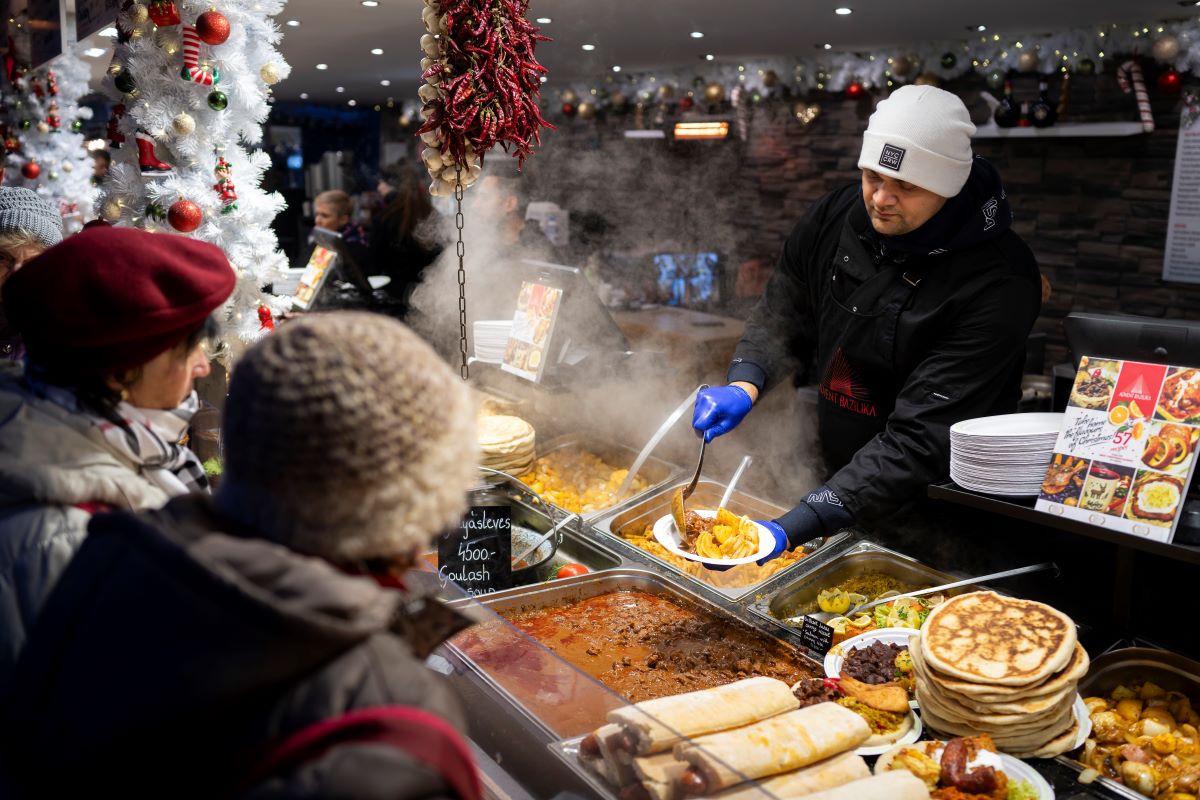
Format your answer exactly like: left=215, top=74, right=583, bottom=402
left=3, top=312, right=481, bottom=799
left=0, top=187, right=64, bottom=361
left=470, top=172, right=559, bottom=259
left=91, top=149, right=111, bottom=184
left=0, top=226, right=233, bottom=689
left=370, top=161, right=442, bottom=315
left=313, top=189, right=374, bottom=295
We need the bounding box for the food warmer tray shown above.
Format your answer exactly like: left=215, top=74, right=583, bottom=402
left=442, top=569, right=823, bottom=738
left=1052, top=647, right=1200, bottom=800
left=587, top=480, right=851, bottom=602
left=529, top=433, right=685, bottom=522
left=747, top=540, right=982, bottom=639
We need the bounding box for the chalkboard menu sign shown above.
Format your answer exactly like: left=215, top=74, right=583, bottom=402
left=797, top=616, right=835, bottom=656
left=437, top=506, right=513, bottom=597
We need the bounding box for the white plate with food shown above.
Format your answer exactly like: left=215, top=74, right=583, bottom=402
left=652, top=509, right=776, bottom=566
left=856, top=704, right=924, bottom=756
left=876, top=736, right=1054, bottom=800
left=825, top=627, right=918, bottom=680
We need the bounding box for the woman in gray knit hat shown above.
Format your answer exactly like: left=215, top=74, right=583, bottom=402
left=0, top=187, right=64, bottom=361
left=3, top=312, right=484, bottom=799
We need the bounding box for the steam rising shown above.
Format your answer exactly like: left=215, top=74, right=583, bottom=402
left=406, top=132, right=822, bottom=507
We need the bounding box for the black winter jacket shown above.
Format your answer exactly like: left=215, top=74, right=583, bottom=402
left=729, top=166, right=1041, bottom=525
left=1, top=493, right=472, bottom=799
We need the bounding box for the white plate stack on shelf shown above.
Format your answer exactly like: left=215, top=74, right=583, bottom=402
left=473, top=320, right=513, bottom=364
left=949, top=413, right=1064, bottom=496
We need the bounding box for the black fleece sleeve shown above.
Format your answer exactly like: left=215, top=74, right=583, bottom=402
left=825, top=274, right=1040, bottom=525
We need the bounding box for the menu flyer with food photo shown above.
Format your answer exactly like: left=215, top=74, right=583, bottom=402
left=1036, top=357, right=1200, bottom=542
left=292, top=245, right=338, bottom=310
left=501, top=281, right=562, bottom=382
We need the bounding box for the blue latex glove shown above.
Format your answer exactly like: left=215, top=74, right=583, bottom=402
left=692, top=385, right=754, bottom=443
left=754, top=521, right=789, bottom=566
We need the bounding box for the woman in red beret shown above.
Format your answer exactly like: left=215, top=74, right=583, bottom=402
left=0, top=225, right=236, bottom=688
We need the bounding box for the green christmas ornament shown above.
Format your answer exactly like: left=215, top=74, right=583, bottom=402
left=115, top=69, right=136, bottom=94
left=207, top=90, right=228, bottom=111
left=1078, top=58, right=1096, bottom=76
left=48, top=171, right=59, bottom=181
left=941, top=52, right=957, bottom=70
left=693, top=75, right=705, bottom=88
left=20, top=120, right=30, bottom=130
left=70, top=119, right=83, bottom=133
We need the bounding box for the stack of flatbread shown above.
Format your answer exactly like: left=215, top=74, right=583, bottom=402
left=578, top=677, right=930, bottom=800
left=910, top=590, right=1089, bottom=759
left=477, top=414, right=536, bottom=475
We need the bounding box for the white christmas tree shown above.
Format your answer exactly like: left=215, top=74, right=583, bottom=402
left=97, top=0, right=292, bottom=352
left=3, top=49, right=97, bottom=234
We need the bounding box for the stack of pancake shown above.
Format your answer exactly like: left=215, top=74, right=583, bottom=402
left=910, top=590, right=1089, bottom=759
left=477, top=414, right=536, bottom=476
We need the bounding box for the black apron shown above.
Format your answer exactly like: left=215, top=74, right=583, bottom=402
left=816, top=218, right=924, bottom=471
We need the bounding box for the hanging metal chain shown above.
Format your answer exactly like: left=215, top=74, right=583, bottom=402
left=455, top=165, right=469, bottom=381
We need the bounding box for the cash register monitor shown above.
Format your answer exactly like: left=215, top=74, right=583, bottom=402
left=1065, top=312, right=1200, bottom=367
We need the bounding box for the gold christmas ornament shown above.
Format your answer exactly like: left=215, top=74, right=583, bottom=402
left=657, top=83, right=676, bottom=100
left=891, top=55, right=916, bottom=79
left=913, top=72, right=942, bottom=87
left=36, top=122, right=50, bottom=134
left=101, top=199, right=123, bottom=221
left=763, top=69, right=779, bottom=88
left=260, top=62, right=282, bottom=85
left=132, top=3, right=150, bottom=24
left=1152, top=34, right=1181, bottom=64
left=172, top=112, right=196, bottom=135
left=1017, top=51, right=1040, bottom=72
left=703, top=81, right=725, bottom=104
left=62, top=161, right=73, bottom=173
left=561, top=88, right=579, bottom=105
left=577, top=101, right=596, bottom=120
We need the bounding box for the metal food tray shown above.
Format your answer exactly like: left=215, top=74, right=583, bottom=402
left=445, top=569, right=822, bottom=739
left=1054, top=647, right=1200, bottom=800
left=589, top=481, right=850, bottom=602
left=525, top=434, right=685, bottom=522
left=748, top=540, right=977, bottom=636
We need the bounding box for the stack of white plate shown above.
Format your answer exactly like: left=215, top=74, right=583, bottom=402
left=473, top=320, right=513, bottom=363
left=949, top=413, right=1064, bottom=496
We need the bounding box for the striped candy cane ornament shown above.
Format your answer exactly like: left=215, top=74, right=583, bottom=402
left=181, top=25, right=220, bottom=86
left=1118, top=59, right=1154, bottom=133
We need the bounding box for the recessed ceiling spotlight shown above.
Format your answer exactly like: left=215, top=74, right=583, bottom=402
left=539, top=75, right=547, bottom=83
left=300, top=92, right=309, bottom=99
left=336, top=86, right=345, bottom=92
left=536, top=17, right=551, bottom=23
left=348, top=99, right=357, bottom=106
left=361, top=0, right=378, bottom=6
left=823, top=43, right=832, bottom=49
left=612, top=65, right=621, bottom=72
left=968, top=24, right=987, bottom=31
left=690, top=31, right=704, bottom=38
left=83, top=47, right=107, bottom=57
left=834, top=7, right=852, bottom=14
left=316, top=63, right=328, bottom=70
left=97, top=26, right=118, bottom=37
left=380, top=79, right=391, bottom=86
left=286, top=19, right=300, bottom=26
left=705, top=53, right=714, bottom=61
left=581, top=43, right=595, bottom=51
left=371, top=48, right=383, bottom=55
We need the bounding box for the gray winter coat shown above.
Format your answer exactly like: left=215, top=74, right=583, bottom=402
left=0, top=365, right=171, bottom=688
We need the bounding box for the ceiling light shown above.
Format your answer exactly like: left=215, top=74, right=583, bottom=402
left=300, top=92, right=309, bottom=99
left=969, top=24, right=986, bottom=31
left=83, top=47, right=107, bottom=57
left=612, top=65, right=621, bottom=72
left=361, top=0, right=378, bottom=6
left=834, top=7, right=852, bottom=14
left=706, top=54, right=714, bottom=61
left=380, top=79, right=391, bottom=86
left=348, top=99, right=357, bottom=106
left=674, top=120, right=729, bottom=140
left=823, top=43, right=832, bottom=49
left=536, top=17, right=551, bottom=23
left=539, top=76, right=547, bottom=83
left=690, top=31, right=704, bottom=38
left=97, top=26, right=117, bottom=37
left=316, top=63, right=328, bottom=70
left=371, top=48, right=383, bottom=55
left=581, top=43, right=595, bottom=51
left=286, top=19, right=300, bottom=26
left=336, top=86, right=344, bottom=92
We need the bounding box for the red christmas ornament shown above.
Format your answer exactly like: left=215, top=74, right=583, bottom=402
left=679, top=96, right=695, bottom=112
left=168, top=199, right=203, bottom=232
left=561, top=102, right=577, bottom=118
left=21, top=162, right=40, bottom=180
left=1158, top=68, right=1182, bottom=95
left=196, top=10, right=231, bottom=46
left=846, top=81, right=866, bottom=99
left=148, top=0, right=181, bottom=27
left=257, top=305, right=275, bottom=331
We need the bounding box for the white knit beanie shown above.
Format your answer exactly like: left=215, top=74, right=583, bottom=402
left=857, top=85, right=976, bottom=198
left=215, top=311, right=479, bottom=564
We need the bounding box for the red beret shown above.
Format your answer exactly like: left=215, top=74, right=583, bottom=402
left=2, top=226, right=236, bottom=376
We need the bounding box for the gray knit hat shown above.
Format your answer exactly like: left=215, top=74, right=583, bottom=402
left=215, top=311, right=479, bottom=564
left=0, top=187, right=63, bottom=247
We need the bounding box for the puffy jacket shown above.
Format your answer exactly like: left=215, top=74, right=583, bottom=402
left=2, top=493, right=474, bottom=799
left=0, top=365, right=170, bottom=688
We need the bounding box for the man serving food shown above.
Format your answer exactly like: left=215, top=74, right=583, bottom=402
left=693, top=85, right=1041, bottom=559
